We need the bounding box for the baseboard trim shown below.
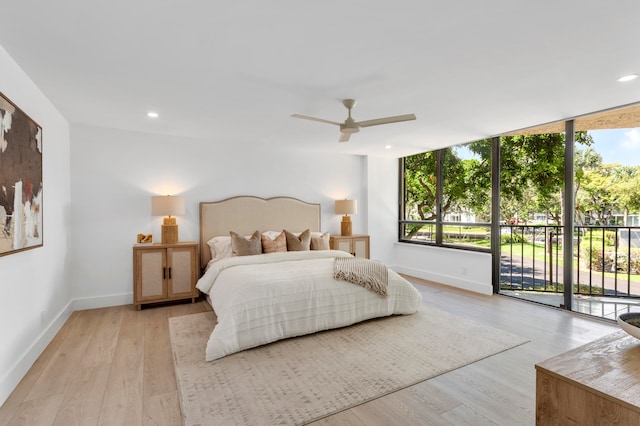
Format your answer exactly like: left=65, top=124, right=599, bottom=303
left=72, top=292, right=132, bottom=311
left=392, top=265, right=493, bottom=295
left=0, top=300, right=74, bottom=406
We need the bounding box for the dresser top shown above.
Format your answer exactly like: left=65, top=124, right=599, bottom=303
left=536, top=330, right=640, bottom=410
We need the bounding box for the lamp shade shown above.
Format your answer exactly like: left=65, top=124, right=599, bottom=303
left=151, top=195, right=185, bottom=216
left=335, top=199, right=357, bottom=215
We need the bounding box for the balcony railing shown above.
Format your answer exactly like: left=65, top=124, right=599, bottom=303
left=501, top=225, right=640, bottom=298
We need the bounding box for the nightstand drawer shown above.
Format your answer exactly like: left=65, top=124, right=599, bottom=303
left=329, top=234, right=370, bottom=258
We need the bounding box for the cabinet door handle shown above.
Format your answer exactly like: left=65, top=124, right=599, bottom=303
left=168, top=267, right=172, bottom=279
left=163, top=267, right=167, bottom=279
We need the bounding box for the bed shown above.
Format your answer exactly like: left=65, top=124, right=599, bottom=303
left=196, top=196, right=422, bottom=361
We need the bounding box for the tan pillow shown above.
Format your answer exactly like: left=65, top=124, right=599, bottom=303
left=311, top=232, right=330, bottom=250
left=230, top=230, right=261, bottom=256
left=261, top=231, right=287, bottom=253
left=284, top=229, right=311, bottom=251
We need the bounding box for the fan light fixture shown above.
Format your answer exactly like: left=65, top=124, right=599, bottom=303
left=617, top=74, right=639, bottom=82
left=292, top=99, right=416, bottom=143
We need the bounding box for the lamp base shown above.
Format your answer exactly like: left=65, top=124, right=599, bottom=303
left=161, top=217, right=179, bottom=244
left=340, top=215, right=352, bottom=236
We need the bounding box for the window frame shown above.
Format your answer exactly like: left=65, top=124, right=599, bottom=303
left=399, top=145, right=492, bottom=254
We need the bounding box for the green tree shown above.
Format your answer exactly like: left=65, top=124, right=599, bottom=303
left=577, top=163, right=618, bottom=224
left=404, top=149, right=468, bottom=223
left=463, top=140, right=492, bottom=220
left=404, top=149, right=470, bottom=238
left=469, top=132, right=592, bottom=223
left=404, top=131, right=593, bottom=234
left=611, top=165, right=640, bottom=225
left=574, top=148, right=603, bottom=225
left=404, top=151, right=437, bottom=222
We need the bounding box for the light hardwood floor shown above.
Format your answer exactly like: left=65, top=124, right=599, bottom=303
left=0, top=277, right=618, bottom=426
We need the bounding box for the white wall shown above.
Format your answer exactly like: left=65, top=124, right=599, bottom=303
left=69, top=125, right=368, bottom=306
left=366, top=156, right=398, bottom=264
left=393, top=244, right=492, bottom=294
left=0, top=45, right=72, bottom=404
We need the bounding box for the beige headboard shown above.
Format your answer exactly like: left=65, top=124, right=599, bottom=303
left=199, top=196, right=321, bottom=269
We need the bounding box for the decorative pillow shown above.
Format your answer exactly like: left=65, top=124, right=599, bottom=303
left=284, top=229, right=311, bottom=251
left=261, top=231, right=287, bottom=253
left=207, top=236, right=233, bottom=262
left=311, top=232, right=330, bottom=250
left=230, top=230, right=261, bottom=256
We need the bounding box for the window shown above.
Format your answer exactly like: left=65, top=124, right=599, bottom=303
left=401, top=150, right=437, bottom=243
left=400, top=140, right=492, bottom=251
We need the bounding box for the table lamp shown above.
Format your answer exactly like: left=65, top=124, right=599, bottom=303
left=151, top=195, right=186, bottom=244
left=335, top=199, right=357, bottom=236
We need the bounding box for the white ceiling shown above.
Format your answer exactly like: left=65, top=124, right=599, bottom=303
left=1, top=1, right=639, bottom=158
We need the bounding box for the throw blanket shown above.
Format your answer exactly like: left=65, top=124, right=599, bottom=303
left=334, top=257, right=389, bottom=297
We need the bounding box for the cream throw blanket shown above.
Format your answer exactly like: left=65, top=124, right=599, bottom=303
left=334, top=257, right=389, bottom=297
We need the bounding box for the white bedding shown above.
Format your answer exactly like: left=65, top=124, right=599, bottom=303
left=196, top=250, right=422, bottom=361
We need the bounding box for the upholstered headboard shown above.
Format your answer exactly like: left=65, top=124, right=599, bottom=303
left=199, top=196, right=321, bottom=269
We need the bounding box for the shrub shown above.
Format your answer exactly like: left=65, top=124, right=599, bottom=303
left=501, top=232, right=524, bottom=244
left=581, top=246, right=640, bottom=274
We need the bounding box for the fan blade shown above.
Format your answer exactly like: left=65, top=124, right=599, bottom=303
left=338, top=132, right=351, bottom=143
left=291, top=114, right=341, bottom=126
left=357, top=114, right=416, bottom=128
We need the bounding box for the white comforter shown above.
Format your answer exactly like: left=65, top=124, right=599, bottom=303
left=196, top=250, right=422, bottom=361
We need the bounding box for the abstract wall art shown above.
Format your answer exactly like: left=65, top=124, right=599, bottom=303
left=0, top=92, right=43, bottom=257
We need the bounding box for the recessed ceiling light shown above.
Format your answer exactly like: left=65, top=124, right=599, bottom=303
left=147, top=111, right=159, bottom=118
left=384, top=145, right=392, bottom=149
left=617, top=74, right=639, bottom=82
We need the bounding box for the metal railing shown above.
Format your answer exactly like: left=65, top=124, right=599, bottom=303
left=501, top=225, right=640, bottom=298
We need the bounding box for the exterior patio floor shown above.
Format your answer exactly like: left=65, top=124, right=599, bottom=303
left=500, top=290, right=640, bottom=321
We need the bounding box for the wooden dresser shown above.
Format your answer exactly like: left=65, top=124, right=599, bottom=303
left=535, top=330, right=640, bottom=425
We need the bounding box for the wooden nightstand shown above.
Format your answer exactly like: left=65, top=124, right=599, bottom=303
left=133, top=241, right=199, bottom=310
left=329, top=234, right=370, bottom=259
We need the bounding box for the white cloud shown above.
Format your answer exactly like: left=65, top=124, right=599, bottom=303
left=621, top=128, right=640, bottom=150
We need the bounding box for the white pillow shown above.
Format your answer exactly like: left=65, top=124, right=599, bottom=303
left=206, top=236, right=233, bottom=262
left=262, top=230, right=282, bottom=240
left=289, top=231, right=324, bottom=238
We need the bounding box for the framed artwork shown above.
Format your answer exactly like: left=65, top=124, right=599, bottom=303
left=0, top=91, right=43, bottom=257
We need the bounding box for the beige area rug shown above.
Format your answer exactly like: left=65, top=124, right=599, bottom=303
left=169, top=306, right=529, bottom=426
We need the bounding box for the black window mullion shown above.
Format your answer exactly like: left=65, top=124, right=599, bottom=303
left=398, top=157, right=406, bottom=241
left=435, top=149, right=444, bottom=245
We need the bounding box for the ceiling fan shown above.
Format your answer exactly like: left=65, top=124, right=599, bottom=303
left=291, top=99, right=416, bottom=142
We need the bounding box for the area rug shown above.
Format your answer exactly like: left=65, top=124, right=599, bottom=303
left=169, top=305, right=528, bottom=426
